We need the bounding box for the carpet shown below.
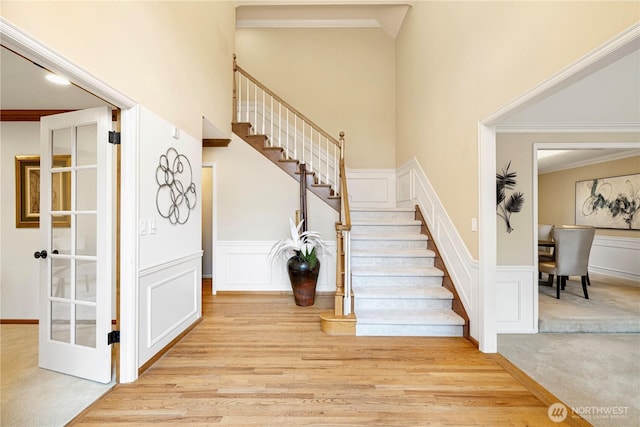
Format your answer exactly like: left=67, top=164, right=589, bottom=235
left=1, top=324, right=113, bottom=427
left=538, top=277, right=640, bottom=333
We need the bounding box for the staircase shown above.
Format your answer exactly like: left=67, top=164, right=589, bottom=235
left=232, top=122, right=340, bottom=211
left=350, top=207, right=465, bottom=336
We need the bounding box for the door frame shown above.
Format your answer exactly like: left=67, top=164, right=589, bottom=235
left=202, top=162, right=217, bottom=294
left=478, top=23, right=639, bottom=352
left=1, top=18, right=139, bottom=382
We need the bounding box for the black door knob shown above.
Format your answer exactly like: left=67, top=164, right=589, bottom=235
left=34, top=250, right=48, bottom=259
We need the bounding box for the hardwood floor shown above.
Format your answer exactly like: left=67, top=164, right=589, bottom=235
left=71, top=282, right=586, bottom=426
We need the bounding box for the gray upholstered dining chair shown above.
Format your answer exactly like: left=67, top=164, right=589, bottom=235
left=538, top=226, right=595, bottom=299
left=538, top=224, right=555, bottom=262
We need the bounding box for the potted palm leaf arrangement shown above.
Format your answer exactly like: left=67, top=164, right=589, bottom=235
left=268, top=218, right=328, bottom=306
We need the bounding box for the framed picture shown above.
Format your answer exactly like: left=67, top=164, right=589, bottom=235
left=575, top=173, right=640, bottom=230
left=15, top=155, right=71, bottom=228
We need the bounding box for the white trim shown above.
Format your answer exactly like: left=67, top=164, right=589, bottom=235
left=539, top=147, right=639, bottom=175
left=482, top=23, right=640, bottom=126
left=139, top=251, right=204, bottom=277
left=495, top=265, right=537, bottom=334
left=481, top=24, right=640, bottom=354
left=590, top=235, right=640, bottom=282
left=0, top=18, right=140, bottom=383
left=203, top=162, right=218, bottom=295
left=345, top=168, right=396, bottom=209
left=478, top=124, right=497, bottom=352
left=496, top=122, right=640, bottom=134
left=0, top=18, right=136, bottom=109
left=119, top=106, right=140, bottom=383
left=237, top=18, right=380, bottom=28
left=215, top=241, right=337, bottom=292
left=396, top=158, right=479, bottom=340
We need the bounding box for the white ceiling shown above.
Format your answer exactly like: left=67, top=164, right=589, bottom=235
left=0, top=46, right=109, bottom=110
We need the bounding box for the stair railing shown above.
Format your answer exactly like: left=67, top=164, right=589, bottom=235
left=336, top=132, right=352, bottom=316
left=233, top=55, right=341, bottom=198
left=233, top=55, right=352, bottom=318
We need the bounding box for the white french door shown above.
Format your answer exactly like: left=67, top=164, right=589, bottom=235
left=38, top=106, right=114, bottom=383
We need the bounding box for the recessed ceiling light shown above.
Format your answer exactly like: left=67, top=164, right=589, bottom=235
left=45, top=73, right=71, bottom=85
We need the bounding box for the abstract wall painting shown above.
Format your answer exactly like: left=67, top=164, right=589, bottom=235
left=575, top=173, right=640, bottom=230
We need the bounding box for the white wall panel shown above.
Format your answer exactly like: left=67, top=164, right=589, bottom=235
left=590, top=236, right=640, bottom=282
left=496, top=266, right=536, bottom=333
left=215, top=241, right=337, bottom=293
left=138, top=254, right=201, bottom=366
left=346, top=169, right=396, bottom=208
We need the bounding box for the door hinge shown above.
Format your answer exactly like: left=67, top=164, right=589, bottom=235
left=107, top=330, right=120, bottom=345
left=108, top=131, right=121, bottom=145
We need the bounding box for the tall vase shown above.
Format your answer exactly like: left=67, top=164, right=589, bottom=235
left=287, top=256, right=320, bottom=306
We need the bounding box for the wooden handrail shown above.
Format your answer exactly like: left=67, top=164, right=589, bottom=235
left=234, top=62, right=341, bottom=150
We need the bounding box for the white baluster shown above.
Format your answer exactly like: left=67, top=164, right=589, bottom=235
left=301, top=120, right=305, bottom=164
left=270, top=96, right=274, bottom=146
left=245, top=76, right=250, bottom=124
left=237, top=73, right=241, bottom=122
left=262, top=89, right=266, bottom=137
left=254, top=82, right=257, bottom=134
left=286, top=108, right=290, bottom=158
left=278, top=103, right=281, bottom=148
left=325, top=136, right=329, bottom=188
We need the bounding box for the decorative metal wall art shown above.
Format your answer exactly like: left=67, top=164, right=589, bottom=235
left=575, top=173, right=639, bottom=230
left=496, top=161, right=525, bottom=233
left=155, top=147, right=197, bottom=225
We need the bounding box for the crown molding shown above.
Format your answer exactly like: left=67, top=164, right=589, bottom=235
left=496, top=122, right=640, bottom=134
left=539, top=148, right=640, bottom=174
left=236, top=18, right=379, bottom=28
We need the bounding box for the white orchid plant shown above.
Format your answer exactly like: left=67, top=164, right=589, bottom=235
left=268, top=218, right=328, bottom=270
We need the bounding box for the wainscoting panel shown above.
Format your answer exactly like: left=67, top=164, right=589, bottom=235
left=396, top=158, right=479, bottom=339
left=346, top=169, right=396, bottom=208
left=590, top=236, right=640, bottom=282
left=496, top=266, right=536, bottom=333
left=138, top=253, right=202, bottom=366
left=215, top=242, right=337, bottom=293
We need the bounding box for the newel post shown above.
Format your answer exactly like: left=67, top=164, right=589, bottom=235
left=335, top=225, right=345, bottom=316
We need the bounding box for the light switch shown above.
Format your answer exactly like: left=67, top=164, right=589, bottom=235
left=471, top=218, right=478, bottom=232
left=139, top=218, right=147, bottom=235
left=149, top=219, right=156, bottom=234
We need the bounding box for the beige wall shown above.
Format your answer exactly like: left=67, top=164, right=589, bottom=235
left=496, top=132, right=639, bottom=265
left=539, top=155, right=640, bottom=236
left=1, top=1, right=235, bottom=139
left=396, top=1, right=639, bottom=258
left=235, top=27, right=396, bottom=169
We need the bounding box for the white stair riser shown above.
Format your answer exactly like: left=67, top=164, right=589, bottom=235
left=351, top=239, right=428, bottom=250
left=351, top=224, right=422, bottom=234
left=352, top=275, right=443, bottom=286
left=355, top=298, right=452, bottom=310
left=356, top=324, right=463, bottom=337
left=351, top=211, right=415, bottom=221
left=351, top=256, right=435, bottom=268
